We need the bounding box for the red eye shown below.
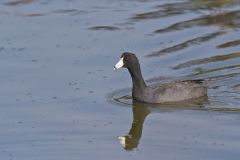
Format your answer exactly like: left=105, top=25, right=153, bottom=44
left=124, top=55, right=129, bottom=61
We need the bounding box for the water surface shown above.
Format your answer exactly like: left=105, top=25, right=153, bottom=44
left=0, top=0, right=240, bottom=159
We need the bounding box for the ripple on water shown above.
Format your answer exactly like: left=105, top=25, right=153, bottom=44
left=5, top=0, right=35, bottom=6
left=146, top=31, right=225, bottom=57
left=88, top=26, right=120, bottom=31
left=107, top=88, right=132, bottom=107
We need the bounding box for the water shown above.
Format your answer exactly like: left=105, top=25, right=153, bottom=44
left=0, top=0, right=240, bottom=159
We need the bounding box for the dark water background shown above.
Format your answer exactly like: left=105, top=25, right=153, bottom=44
left=0, top=0, right=240, bottom=159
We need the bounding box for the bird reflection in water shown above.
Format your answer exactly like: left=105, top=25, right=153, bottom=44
left=118, top=101, right=150, bottom=150
left=117, top=97, right=208, bottom=150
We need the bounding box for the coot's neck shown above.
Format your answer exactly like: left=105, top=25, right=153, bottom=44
left=127, top=63, right=146, bottom=91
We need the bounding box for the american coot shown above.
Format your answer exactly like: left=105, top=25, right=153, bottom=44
left=114, top=52, right=208, bottom=103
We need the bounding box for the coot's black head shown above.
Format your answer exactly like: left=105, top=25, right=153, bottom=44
left=114, top=52, right=139, bottom=70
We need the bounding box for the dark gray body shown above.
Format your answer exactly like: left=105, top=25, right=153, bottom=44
left=133, top=80, right=207, bottom=103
